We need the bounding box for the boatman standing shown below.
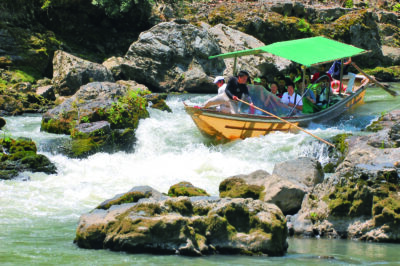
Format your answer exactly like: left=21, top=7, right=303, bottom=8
left=203, top=70, right=254, bottom=114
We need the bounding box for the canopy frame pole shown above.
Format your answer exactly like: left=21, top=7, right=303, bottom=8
left=301, top=66, right=306, bottom=96
left=339, top=58, right=344, bottom=97
left=233, top=56, right=238, bottom=76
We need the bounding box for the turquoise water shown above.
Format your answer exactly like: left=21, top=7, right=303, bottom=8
left=1, top=85, right=400, bottom=265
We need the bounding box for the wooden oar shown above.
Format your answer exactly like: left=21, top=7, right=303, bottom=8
left=236, top=98, right=335, bottom=148
left=351, top=62, right=398, bottom=97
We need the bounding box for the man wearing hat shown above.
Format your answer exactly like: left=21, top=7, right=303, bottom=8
left=203, top=71, right=253, bottom=114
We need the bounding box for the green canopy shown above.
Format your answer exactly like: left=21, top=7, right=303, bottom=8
left=209, top=37, right=367, bottom=67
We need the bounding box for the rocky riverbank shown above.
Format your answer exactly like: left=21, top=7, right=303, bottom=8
left=75, top=109, right=400, bottom=254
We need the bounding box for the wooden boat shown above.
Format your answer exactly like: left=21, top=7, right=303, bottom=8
left=184, top=37, right=382, bottom=142
left=184, top=85, right=366, bottom=141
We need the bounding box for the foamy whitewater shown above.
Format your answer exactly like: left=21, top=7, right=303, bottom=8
left=1, top=86, right=400, bottom=264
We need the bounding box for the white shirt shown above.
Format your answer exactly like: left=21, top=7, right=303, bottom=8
left=218, top=84, right=227, bottom=95
left=281, top=92, right=303, bottom=106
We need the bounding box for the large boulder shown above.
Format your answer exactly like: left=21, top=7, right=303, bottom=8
left=220, top=164, right=323, bottom=215
left=41, top=81, right=150, bottom=157
left=290, top=110, right=400, bottom=242
left=52, top=51, right=114, bottom=96
left=75, top=186, right=288, bottom=256
left=206, top=23, right=291, bottom=80
left=272, top=157, right=324, bottom=189
left=0, top=137, right=56, bottom=180
left=112, top=21, right=224, bottom=93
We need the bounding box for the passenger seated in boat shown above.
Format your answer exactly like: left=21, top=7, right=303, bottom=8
left=276, top=74, right=287, bottom=96
left=295, top=77, right=317, bottom=114
left=328, top=57, right=359, bottom=94
left=253, top=77, right=262, bottom=86
left=311, top=64, right=333, bottom=83
left=289, top=69, right=299, bottom=83
left=295, top=77, right=316, bottom=104
left=204, top=71, right=254, bottom=114
left=314, top=77, right=331, bottom=110
left=269, top=81, right=282, bottom=98
left=281, top=81, right=303, bottom=112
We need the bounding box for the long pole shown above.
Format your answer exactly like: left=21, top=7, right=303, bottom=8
left=351, top=62, right=398, bottom=97
left=236, top=98, right=335, bottom=148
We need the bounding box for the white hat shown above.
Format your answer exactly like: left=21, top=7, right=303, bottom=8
left=213, top=76, right=225, bottom=84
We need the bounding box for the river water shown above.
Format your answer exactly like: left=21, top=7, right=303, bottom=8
left=1, top=85, right=400, bottom=265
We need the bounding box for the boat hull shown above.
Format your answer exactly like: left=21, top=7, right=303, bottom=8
left=185, top=87, right=366, bottom=142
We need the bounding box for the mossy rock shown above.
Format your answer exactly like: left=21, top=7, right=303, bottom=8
left=373, top=192, right=400, bottom=226
left=166, top=198, right=194, bottom=216
left=97, top=191, right=152, bottom=210
left=168, top=181, right=209, bottom=197
left=325, top=180, right=373, bottom=217
left=364, top=66, right=400, bottom=82
left=219, top=177, right=264, bottom=200
left=323, top=163, right=336, bottom=173
left=0, top=137, right=56, bottom=179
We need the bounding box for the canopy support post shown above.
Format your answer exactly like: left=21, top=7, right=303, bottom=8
left=233, top=56, right=237, bottom=76
left=339, top=58, right=344, bottom=97
left=301, top=66, right=306, bottom=96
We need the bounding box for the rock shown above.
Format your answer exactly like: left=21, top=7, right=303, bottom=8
left=75, top=189, right=288, bottom=256
left=117, top=21, right=224, bottom=93
left=0, top=23, right=61, bottom=75
left=102, top=56, right=125, bottom=80
left=378, top=11, right=399, bottom=26
left=52, top=50, right=114, bottom=96
left=41, top=81, right=149, bottom=134
left=0, top=137, right=56, bottom=180
left=97, top=186, right=166, bottom=210
left=0, top=117, right=5, bottom=130
left=144, top=93, right=172, bottom=112
left=290, top=110, right=400, bottom=242
left=207, top=24, right=291, bottom=80
left=364, top=66, right=400, bottom=82
left=220, top=169, right=308, bottom=215
left=329, top=10, right=383, bottom=68
left=41, top=81, right=150, bottom=157
left=75, top=121, right=111, bottom=136
left=12, top=82, right=33, bottom=93
left=168, top=182, right=209, bottom=197
left=272, top=157, right=324, bottom=189
left=259, top=174, right=307, bottom=215
left=36, top=85, right=56, bottom=101
left=219, top=177, right=264, bottom=200
left=382, top=46, right=400, bottom=66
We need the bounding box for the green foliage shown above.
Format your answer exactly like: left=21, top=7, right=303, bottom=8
left=91, top=0, right=152, bottom=18
left=41, top=0, right=52, bottom=9
left=106, top=88, right=149, bottom=129
left=297, top=18, right=312, bottom=34
left=81, top=116, right=90, bottom=123
left=345, top=0, right=353, bottom=8
left=393, top=3, right=400, bottom=12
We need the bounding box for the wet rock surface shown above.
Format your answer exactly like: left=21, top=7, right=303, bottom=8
left=219, top=158, right=324, bottom=215
left=75, top=186, right=288, bottom=256
left=112, top=21, right=224, bottom=93
left=41, top=81, right=150, bottom=158
left=0, top=137, right=56, bottom=180
left=290, top=110, right=400, bottom=242
left=52, top=51, right=114, bottom=96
